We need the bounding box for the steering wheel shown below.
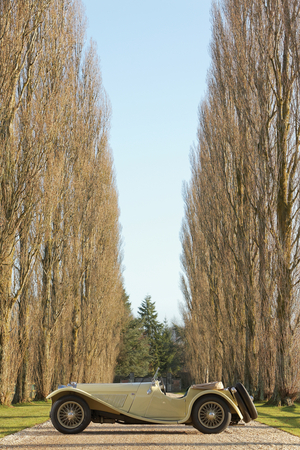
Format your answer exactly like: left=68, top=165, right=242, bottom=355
left=159, top=377, right=166, bottom=395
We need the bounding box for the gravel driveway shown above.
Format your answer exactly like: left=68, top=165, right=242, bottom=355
left=0, top=420, right=300, bottom=450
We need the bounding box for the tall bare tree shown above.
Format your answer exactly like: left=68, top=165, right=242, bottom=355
left=181, top=0, right=300, bottom=403
left=0, top=0, right=51, bottom=405
left=0, top=0, right=125, bottom=404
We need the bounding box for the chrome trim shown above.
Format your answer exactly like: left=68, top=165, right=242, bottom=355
left=152, top=367, right=160, bottom=382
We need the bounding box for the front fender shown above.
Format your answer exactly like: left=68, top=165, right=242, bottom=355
left=47, top=387, right=121, bottom=415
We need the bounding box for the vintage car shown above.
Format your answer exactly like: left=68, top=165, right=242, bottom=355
left=47, top=369, right=257, bottom=435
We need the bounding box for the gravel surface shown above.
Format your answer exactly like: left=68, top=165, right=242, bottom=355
left=0, top=420, right=300, bottom=450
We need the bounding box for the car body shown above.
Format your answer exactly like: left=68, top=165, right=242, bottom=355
left=47, top=372, right=257, bottom=435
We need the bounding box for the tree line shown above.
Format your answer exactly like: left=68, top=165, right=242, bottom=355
left=3, top=0, right=299, bottom=409
left=0, top=0, right=124, bottom=405
left=181, top=0, right=300, bottom=404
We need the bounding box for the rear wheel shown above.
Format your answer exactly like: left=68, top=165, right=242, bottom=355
left=192, top=395, right=231, bottom=434
left=50, top=395, right=91, bottom=434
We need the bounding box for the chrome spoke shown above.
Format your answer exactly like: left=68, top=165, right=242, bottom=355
left=57, top=401, right=84, bottom=429
left=198, top=401, right=224, bottom=429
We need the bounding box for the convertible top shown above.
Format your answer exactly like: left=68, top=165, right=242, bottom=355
left=191, top=381, right=224, bottom=390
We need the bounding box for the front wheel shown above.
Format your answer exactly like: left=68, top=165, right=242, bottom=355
left=50, top=395, right=91, bottom=434
left=192, top=395, right=231, bottom=434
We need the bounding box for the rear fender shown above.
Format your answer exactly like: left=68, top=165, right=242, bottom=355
left=183, top=390, right=243, bottom=423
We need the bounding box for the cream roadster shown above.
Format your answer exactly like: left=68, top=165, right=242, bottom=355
left=47, top=369, right=257, bottom=434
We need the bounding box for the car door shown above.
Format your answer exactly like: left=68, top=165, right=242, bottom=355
left=145, top=388, right=186, bottom=420
left=128, top=382, right=154, bottom=417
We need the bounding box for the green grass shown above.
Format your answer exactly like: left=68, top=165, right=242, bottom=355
left=0, top=401, right=51, bottom=439
left=255, top=401, right=300, bottom=437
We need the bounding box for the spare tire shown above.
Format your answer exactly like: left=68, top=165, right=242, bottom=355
left=233, top=390, right=251, bottom=423
left=235, top=383, right=258, bottom=420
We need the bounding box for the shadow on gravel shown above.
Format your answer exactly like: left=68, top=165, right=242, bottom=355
left=1, top=443, right=300, bottom=448
left=83, top=429, right=199, bottom=435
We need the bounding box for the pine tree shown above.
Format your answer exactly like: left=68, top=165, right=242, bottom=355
left=115, top=293, right=150, bottom=376
left=138, top=296, right=163, bottom=374
left=158, top=320, right=176, bottom=374
left=137, top=296, right=181, bottom=376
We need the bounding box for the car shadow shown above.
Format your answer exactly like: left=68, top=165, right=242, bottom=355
left=1, top=443, right=300, bottom=448
left=84, top=429, right=199, bottom=435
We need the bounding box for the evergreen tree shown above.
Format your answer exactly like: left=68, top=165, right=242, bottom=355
left=138, top=296, right=163, bottom=374
left=158, top=320, right=176, bottom=374
left=115, top=293, right=150, bottom=376
left=115, top=295, right=182, bottom=378
left=138, top=296, right=162, bottom=339
left=137, top=296, right=179, bottom=376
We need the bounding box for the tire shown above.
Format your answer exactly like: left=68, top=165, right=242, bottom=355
left=235, top=383, right=258, bottom=420
left=191, top=395, right=231, bottom=434
left=50, top=395, right=91, bottom=434
left=233, top=390, right=251, bottom=423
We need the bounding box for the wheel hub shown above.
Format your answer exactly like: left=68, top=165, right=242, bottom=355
left=207, top=411, right=216, bottom=420
left=198, top=401, right=225, bottom=429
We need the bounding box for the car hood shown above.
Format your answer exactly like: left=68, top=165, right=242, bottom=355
left=77, top=382, right=140, bottom=407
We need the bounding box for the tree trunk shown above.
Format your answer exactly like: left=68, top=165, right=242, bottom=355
left=270, top=30, right=294, bottom=403
left=36, top=239, right=53, bottom=399
left=0, top=316, right=13, bottom=405
left=0, top=246, right=15, bottom=405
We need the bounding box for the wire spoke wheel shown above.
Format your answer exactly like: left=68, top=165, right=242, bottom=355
left=198, top=401, right=225, bottom=429
left=192, top=395, right=231, bottom=433
left=57, top=401, right=84, bottom=429
left=51, top=395, right=91, bottom=434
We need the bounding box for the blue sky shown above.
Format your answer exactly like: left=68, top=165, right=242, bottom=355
left=83, top=0, right=212, bottom=323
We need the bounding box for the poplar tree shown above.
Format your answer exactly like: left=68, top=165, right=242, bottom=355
left=0, top=0, right=124, bottom=405
left=181, top=0, right=300, bottom=404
